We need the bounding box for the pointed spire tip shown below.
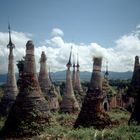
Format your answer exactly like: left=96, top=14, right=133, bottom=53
left=66, top=46, right=73, bottom=67
left=7, top=22, right=15, bottom=48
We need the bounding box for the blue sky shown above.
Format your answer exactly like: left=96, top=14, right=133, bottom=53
left=0, top=0, right=140, bottom=47
left=0, top=0, right=140, bottom=73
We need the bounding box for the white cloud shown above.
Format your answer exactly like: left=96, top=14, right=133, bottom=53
left=1, top=26, right=140, bottom=74
left=51, top=28, right=64, bottom=37
left=112, top=31, right=140, bottom=71
left=0, top=31, right=31, bottom=74
left=46, top=36, right=65, bottom=48
left=136, top=24, right=140, bottom=29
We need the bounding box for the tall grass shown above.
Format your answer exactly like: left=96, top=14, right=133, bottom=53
left=33, top=108, right=140, bottom=140
left=33, top=125, right=140, bottom=140
left=1, top=108, right=139, bottom=140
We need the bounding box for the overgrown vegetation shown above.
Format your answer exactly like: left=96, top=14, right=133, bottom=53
left=31, top=108, right=140, bottom=140
left=0, top=80, right=139, bottom=139
left=108, top=107, right=130, bottom=124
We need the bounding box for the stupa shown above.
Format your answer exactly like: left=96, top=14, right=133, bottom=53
left=60, top=47, right=80, bottom=113
left=0, top=40, right=51, bottom=138
left=74, top=57, right=111, bottom=128
left=0, top=24, right=18, bottom=116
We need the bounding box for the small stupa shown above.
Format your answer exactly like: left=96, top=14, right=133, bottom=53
left=0, top=24, right=18, bottom=116
left=60, top=47, right=80, bottom=113
left=74, top=57, right=111, bottom=128
left=55, top=86, right=62, bottom=103
left=0, top=40, right=51, bottom=138
left=38, top=51, right=52, bottom=94
left=104, top=61, right=109, bottom=79
left=48, top=84, right=60, bottom=111
left=38, top=51, right=59, bottom=111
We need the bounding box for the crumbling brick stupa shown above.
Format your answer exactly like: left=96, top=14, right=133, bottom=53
left=38, top=51, right=59, bottom=111
left=48, top=85, right=60, bottom=111
left=60, top=47, right=80, bottom=113
left=0, top=40, right=51, bottom=138
left=0, top=24, right=18, bottom=116
left=129, top=56, right=140, bottom=124
left=124, top=56, right=140, bottom=112
left=128, top=56, right=140, bottom=97
left=74, top=57, right=111, bottom=129
left=38, top=51, right=52, bottom=94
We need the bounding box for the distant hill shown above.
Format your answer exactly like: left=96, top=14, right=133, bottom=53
left=0, top=71, right=133, bottom=85
left=51, top=71, right=133, bottom=81
left=0, top=74, right=7, bottom=85
left=104, top=71, right=133, bottom=80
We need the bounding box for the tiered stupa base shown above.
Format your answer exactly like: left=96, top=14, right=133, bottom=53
left=0, top=72, right=51, bottom=138
left=0, top=90, right=51, bottom=138
left=74, top=89, right=111, bottom=129
left=60, top=95, right=80, bottom=113
left=0, top=92, right=16, bottom=116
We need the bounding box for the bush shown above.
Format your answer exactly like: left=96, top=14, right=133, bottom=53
left=0, top=117, right=6, bottom=130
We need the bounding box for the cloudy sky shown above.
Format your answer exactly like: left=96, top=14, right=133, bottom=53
left=0, top=0, right=140, bottom=74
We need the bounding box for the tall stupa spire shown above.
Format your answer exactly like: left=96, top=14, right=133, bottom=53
left=67, top=46, right=72, bottom=68
left=7, top=23, right=17, bottom=91
left=0, top=24, right=18, bottom=116
left=77, top=53, right=79, bottom=68
left=7, top=23, right=14, bottom=48
left=72, top=53, right=76, bottom=88
left=60, top=46, right=79, bottom=113
left=74, top=52, right=83, bottom=92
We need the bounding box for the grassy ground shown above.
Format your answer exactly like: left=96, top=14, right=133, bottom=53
left=0, top=108, right=140, bottom=140
left=31, top=108, right=140, bottom=140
